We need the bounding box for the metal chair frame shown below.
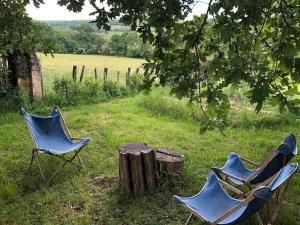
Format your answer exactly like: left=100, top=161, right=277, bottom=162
left=24, top=105, right=87, bottom=183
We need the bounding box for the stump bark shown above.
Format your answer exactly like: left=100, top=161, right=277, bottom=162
left=155, top=148, right=184, bottom=177
left=119, top=143, right=158, bottom=196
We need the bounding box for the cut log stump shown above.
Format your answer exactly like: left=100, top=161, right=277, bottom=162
left=119, top=143, right=158, bottom=196
left=155, top=148, right=184, bottom=177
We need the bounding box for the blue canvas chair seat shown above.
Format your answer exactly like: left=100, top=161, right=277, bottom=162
left=213, top=133, right=297, bottom=188
left=174, top=173, right=246, bottom=224
left=22, top=106, right=90, bottom=183
left=174, top=163, right=298, bottom=225
left=216, top=153, right=255, bottom=186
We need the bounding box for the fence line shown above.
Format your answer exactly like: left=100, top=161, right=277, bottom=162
left=41, top=65, right=143, bottom=91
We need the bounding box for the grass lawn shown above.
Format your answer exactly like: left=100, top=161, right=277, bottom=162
left=0, top=93, right=299, bottom=224
left=38, top=53, right=145, bottom=91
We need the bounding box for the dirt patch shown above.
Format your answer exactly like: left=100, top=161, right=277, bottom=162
left=90, top=175, right=117, bottom=192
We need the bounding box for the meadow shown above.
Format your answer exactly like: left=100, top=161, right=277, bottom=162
left=38, top=53, right=145, bottom=91
left=0, top=54, right=299, bottom=224
left=0, top=86, right=299, bottom=224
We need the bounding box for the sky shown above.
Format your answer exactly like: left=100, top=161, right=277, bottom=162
left=26, top=0, right=209, bottom=21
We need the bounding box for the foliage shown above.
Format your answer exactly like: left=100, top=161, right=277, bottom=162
left=0, top=73, right=143, bottom=113
left=0, top=88, right=32, bottom=113
left=41, top=24, right=152, bottom=58
left=42, top=0, right=300, bottom=133
left=0, top=0, right=56, bottom=57
left=44, top=19, right=130, bottom=33
left=109, top=32, right=152, bottom=58
left=140, top=87, right=298, bottom=130
left=52, top=77, right=133, bottom=105
left=127, top=73, right=144, bottom=93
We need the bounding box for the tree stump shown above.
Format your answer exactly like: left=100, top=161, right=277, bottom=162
left=155, top=148, right=184, bottom=177
left=119, top=143, right=158, bottom=196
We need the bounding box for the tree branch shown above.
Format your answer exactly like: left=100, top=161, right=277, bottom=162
left=195, top=0, right=213, bottom=41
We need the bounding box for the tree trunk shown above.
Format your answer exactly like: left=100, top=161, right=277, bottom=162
left=119, top=143, right=158, bottom=196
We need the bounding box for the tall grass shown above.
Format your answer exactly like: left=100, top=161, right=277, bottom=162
left=139, top=88, right=199, bottom=121
left=139, top=87, right=299, bottom=130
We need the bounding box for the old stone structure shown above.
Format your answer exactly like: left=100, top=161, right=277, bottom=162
left=7, top=53, right=43, bottom=99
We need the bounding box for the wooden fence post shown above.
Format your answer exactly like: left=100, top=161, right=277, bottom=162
left=126, top=67, right=131, bottom=86
left=72, top=65, right=77, bottom=80
left=104, top=67, right=108, bottom=81
left=80, top=65, right=85, bottom=82
left=135, top=68, right=140, bottom=74
left=94, top=68, right=98, bottom=80
left=116, top=71, right=120, bottom=83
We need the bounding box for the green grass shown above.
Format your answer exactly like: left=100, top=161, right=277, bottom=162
left=38, top=53, right=145, bottom=91
left=0, top=91, right=300, bottom=224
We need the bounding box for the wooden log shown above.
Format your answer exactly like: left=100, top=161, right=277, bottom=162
left=80, top=65, right=85, bottom=82
left=119, top=143, right=158, bottom=196
left=155, top=148, right=184, bottom=176
left=94, top=68, right=98, bottom=80
left=72, top=65, right=77, bottom=80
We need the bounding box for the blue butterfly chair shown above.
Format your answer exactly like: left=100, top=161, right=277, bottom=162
left=212, top=133, right=297, bottom=189
left=22, top=105, right=90, bottom=183
left=174, top=163, right=298, bottom=225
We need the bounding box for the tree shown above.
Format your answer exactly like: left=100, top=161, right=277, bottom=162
left=0, top=0, right=56, bottom=89
left=14, top=1, right=300, bottom=131
left=53, top=28, right=78, bottom=53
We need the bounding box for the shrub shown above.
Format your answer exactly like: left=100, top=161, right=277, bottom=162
left=127, top=73, right=144, bottom=94
left=103, top=80, right=122, bottom=98
left=0, top=74, right=143, bottom=113
left=0, top=88, right=33, bottom=113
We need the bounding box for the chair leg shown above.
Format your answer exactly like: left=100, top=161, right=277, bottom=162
left=266, top=200, right=273, bottom=223
left=270, top=180, right=291, bottom=224
left=46, top=150, right=83, bottom=184
left=255, top=212, right=264, bottom=225
left=35, top=151, right=46, bottom=182
left=28, top=150, right=36, bottom=172
left=46, top=160, right=68, bottom=184
left=77, top=152, right=84, bottom=167
left=185, top=213, right=193, bottom=225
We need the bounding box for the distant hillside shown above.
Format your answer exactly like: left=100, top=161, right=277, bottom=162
left=42, top=20, right=130, bottom=33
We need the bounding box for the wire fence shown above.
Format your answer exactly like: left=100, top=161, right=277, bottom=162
left=41, top=65, right=142, bottom=92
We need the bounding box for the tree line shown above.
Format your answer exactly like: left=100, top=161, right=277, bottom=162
left=36, top=22, right=152, bottom=58
left=43, top=20, right=130, bottom=33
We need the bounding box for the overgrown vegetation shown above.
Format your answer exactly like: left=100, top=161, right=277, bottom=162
left=140, top=88, right=299, bottom=131
left=0, top=73, right=143, bottom=113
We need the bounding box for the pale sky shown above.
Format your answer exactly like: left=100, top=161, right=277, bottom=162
left=26, top=0, right=209, bottom=21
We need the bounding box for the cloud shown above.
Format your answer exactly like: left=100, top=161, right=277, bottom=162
left=26, top=0, right=209, bottom=21
left=26, top=0, right=96, bottom=21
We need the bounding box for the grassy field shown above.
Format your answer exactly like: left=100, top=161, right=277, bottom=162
left=0, top=89, right=299, bottom=225
left=38, top=53, right=145, bottom=91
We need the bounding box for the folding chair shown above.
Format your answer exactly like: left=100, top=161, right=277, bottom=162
left=212, top=133, right=297, bottom=190
left=21, top=105, right=90, bottom=183
left=173, top=163, right=298, bottom=225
